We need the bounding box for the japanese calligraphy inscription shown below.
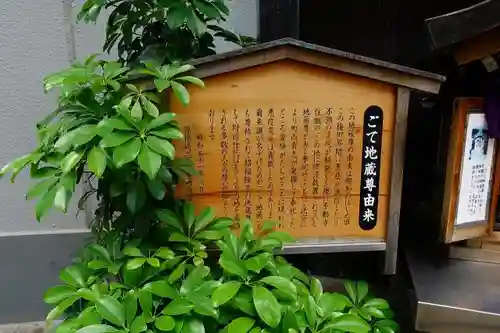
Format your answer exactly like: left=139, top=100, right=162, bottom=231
left=171, top=60, right=395, bottom=240
left=359, top=106, right=383, bottom=230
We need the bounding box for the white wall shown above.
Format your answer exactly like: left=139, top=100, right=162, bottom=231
left=0, top=0, right=258, bottom=234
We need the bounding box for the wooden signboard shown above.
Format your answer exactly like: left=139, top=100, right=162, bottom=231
left=170, top=39, right=445, bottom=274
left=441, top=98, right=498, bottom=243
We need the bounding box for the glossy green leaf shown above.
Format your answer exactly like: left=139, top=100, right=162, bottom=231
left=171, top=81, right=190, bottom=106
left=233, top=290, right=256, bottom=316
left=76, top=288, right=97, bottom=301
left=344, top=280, right=357, bottom=304
left=212, top=281, right=242, bottom=307
left=150, top=245, right=169, bottom=261
left=304, top=295, right=317, bottom=327
left=147, top=136, right=175, bottom=159
left=60, top=265, right=86, bottom=288
left=325, top=314, right=370, bottom=333
left=131, top=315, right=147, bottom=333
left=363, top=298, right=390, bottom=310
left=219, top=257, right=247, bottom=279
left=156, top=209, right=184, bottom=232
left=35, top=186, right=57, bottom=221
left=96, top=296, right=126, bottom=327
left=319, top=293, right=351, bottom=313
left=243, top=253, right=269, bottom=273
left=127, top=258, right=146, bottom=270
left=0, top=153, right=34, bottom=179
left=227, top=317, right=254, bottom=333
left=356, top=281, right=369, bottom=304
left=55, top=125, right=97, bottom=150
left=363, top=307, right=386, bottom=319
left=77, top=307, right=101, bottom=326
left=311, top=278, right=323, bottom=302
left=169, top=232, right=190, bottom=242
left=75, top=325, right=118, bottom=333
left=147, top=280, right=178, bottom=298
left=261, top=276, right=297, bottom=300
left=46, top=295, right=80, bottom=323
left=194, top=206, right=214, bottom=232
left=146, top=178, right=166, bottom=200
left=141, top=96, right=159, bottom=117
left=150, top=127, right=184, bottom=140
left=124, top=292, right=138, bottom=326
left=146, top=113, right=176, bottom=130
left=139, top=289, right=153, bottom=317
left=182, top=266, right=210, bottom=293
left=100, top=132, right=135, bottom=148
left=147, top=258, right=160, bottom=267
left=131, top=100, right=143, bottom=119
left=185, top=7, right=206, bottom=35
left=44, top=285, right=76, bottom=304
left=208, top=218, right=233, bottom=230
left=196, top=230, right=224, bottom=240
left=88, top=146, right=107, bottom=177
left=124, top=247, right=144, bottom=257
left=192, top=0, right=221, bottom=19
left=183, top=202, right=195, bottom=229
left=156, top=316, right=176, bottom=331
left=113, top=137, right=141, bottom=167
left=87, top=243, right=111, bottom=262
left=97, top=117, right=135, bottom=135
left=61, top=151, right=84, bottom=173
left=154, top=79, right=171, bottom=92
left=192, top=296, right=218, bottom=317
left=183, top=318, right=204, bottom=333
left=162, top=299, right=193, bottom=315
left=126, top=181, right=146, bottom=214
left=138, top=143, right=162, bottom=180
left=252, top=286, right=281, bottom=328
left=265, top=231, right=295, bottom=244
left=374, top=319, right=399, bottom=333
left=88, top=260, right=108, bottom=270
left=168, top=262, right=186, bottom=283
left=175, top=76, right=205, bottom=88
left=56, top=319, right=82, bottom=333
left=54, top=185, right=71, bottom=213
left=26, top=178, right=57, bottom=200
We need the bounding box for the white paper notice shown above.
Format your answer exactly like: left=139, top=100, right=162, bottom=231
left=456, top=113, right=495, bottom=225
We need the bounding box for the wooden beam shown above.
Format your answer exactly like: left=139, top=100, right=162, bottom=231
left=426, top=0, right=500, bottom=50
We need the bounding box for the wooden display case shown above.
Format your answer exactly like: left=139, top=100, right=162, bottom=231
left=170, top=38, right=444, bottom=274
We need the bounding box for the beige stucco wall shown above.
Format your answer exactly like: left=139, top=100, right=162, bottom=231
left=0, top=0, right=257, bottom=324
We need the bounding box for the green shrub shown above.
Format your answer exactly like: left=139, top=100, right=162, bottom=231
left=0, top=1, right=399, bottom=333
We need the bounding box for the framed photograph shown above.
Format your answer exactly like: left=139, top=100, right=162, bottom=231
left=441, top=98, right=498, bottom=243
left=455, top=112, right=496, bottom=225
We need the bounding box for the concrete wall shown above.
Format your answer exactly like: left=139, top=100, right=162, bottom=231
left=0, top=0, right=257, bottom=324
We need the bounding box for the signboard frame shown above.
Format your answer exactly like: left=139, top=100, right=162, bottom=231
left=174, top=38, right=444, bottom=274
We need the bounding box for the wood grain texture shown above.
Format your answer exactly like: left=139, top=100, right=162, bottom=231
left=190, top=38, right=445, bottom=93
left=384, top=87, right=409, bottom=274
left=171, top=60, right=397, bottom=240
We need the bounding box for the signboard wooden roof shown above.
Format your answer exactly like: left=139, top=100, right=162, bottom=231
left=190, top=38, right=445, bottom=94
left=425, top=0, right=500, bottom=65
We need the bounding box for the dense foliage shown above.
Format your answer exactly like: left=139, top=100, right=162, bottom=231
left=0, top=1, right=399, bottom=333
left=45, top=217, right=398, bottom=333
left=78, top=0, right=256, bottom=65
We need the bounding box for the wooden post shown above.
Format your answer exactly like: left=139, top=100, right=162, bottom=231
left=259, top=0, right=300, bottom=42
left=384, top=87, right=410, bottom=274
